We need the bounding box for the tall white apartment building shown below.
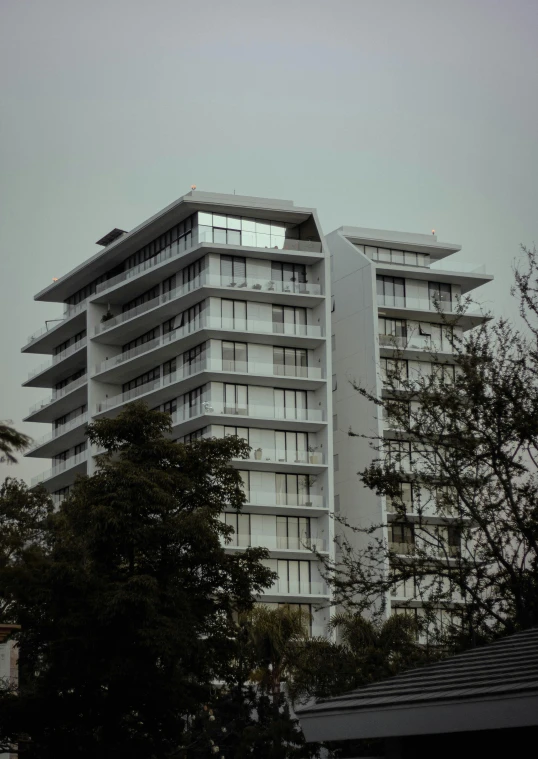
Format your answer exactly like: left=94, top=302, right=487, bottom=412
left=22, top=191, right=334, bottom=637
left=328, top=227, right=493, bottom=628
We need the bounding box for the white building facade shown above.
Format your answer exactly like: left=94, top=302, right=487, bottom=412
left=22, top=191, right=335, bottom=637
left=328, top=226, right=493, bottom=629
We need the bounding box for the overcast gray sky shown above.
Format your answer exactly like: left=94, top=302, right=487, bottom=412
left=1, top=0, right=537, bottom=485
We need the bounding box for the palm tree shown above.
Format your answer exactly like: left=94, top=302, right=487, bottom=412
left=0, top=422, right=31, bottom=464
left=245, top=605, right=310, bottom=708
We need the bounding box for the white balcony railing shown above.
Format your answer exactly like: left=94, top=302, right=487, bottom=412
left=244, top=491, right=325, bottom=509
left=26, top=413, right=88, bottom=453
left=225, top=534, right=327, bottom=552
left=95, top=359, right=322, bottom=413
left=94, top=275, right=322, bottom=336
left=27, top=339, right=87, bottom=381
left=94, top=233, right=322, bottom=297
left=93, top=317, right=322, bottom=376
left=31, top=450, right=88, bottom=486
left=28, top=374, right=88, bottom=415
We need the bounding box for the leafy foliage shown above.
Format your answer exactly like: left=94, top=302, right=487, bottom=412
left=0, top=422, right=31, bottom=464
left=0, top=403, right=275, bottom=758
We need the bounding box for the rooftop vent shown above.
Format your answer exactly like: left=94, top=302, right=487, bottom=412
left=96, top=228, right=127, bottom=247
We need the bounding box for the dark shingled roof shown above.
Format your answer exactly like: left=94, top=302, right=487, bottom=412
left=297, top=628, right=538, bottom=742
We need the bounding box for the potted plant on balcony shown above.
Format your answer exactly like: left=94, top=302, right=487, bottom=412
left=101, top=310, right=114, bottom=323
left=252, top=282, right=262, bottom=290
left=267, top=280, right=275, bottom=291
left=254, top=447, right=262, bottom=460
left=308, top=444, right=319, bottom=464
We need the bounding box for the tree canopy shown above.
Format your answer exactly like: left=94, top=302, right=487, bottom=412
left=0, top=403, right=274, bottom=758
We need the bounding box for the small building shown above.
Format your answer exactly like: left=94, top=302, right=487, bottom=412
left=297, top=627, right=538, bottom=758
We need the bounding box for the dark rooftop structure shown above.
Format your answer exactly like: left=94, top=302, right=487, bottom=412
left=297, top=628, right=538, bottom=758
left=95, top=228, right=127, bottom=247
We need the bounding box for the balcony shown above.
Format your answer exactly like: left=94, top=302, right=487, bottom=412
left=93, top=275, right=323, bottom=339
left=25, top=339, right=87, bottom=388
left=92, top=317, right=323, bottom=383
left=23, top=299, right=89, bottom=354
left=25, top=374, right=88, bottom=423
left=93, top=232, right=322, bottom=299
left=377, top=295, right=485, bottom=328
left=244, top=491, right=326, bottom=512
left=94, top=358, right=324, bottom=415
left=170, top=399, right=325, bottom=433
left=224, top=534, right=327, bottom=553
left=265, top=580, right=328, bottom=597
left=31, top=449, right=88, bottom=490
left=25, top=413, right=88, bottom=458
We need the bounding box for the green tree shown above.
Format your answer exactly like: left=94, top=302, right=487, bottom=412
left=0, top=422, right=31, bottom=464
left=0, top=403, right=274, bottom=758
left=320, top=246, right=538, bottom=646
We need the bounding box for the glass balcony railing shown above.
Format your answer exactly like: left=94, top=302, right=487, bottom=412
left=27, top=339, right=87, bottom=381
left=225, top=534, right=327, bottom=552
left=172, top=400, right=323, bottom=425
left=26, top=413, right=88, bottom=453
left=268, top=580, right=328, bottom=596
left=26, top=300, right=89, bottom=345
left=28, top=374, right=88, bottom=415
left=95, top=359, right=323, bottom=413
left=94, top=275, right=322, bottom=336
left=243, top=448, right=324, bottom=465
left=93, top=317, right=321, bottom=376
left=94, top=233, right=322, bottom=297
left=31, top=450, right=88, bottom=486
left=377, top=295, right=482, bottom=316
left=244, top=491, right=325, bottom=509
left=379, top=334, right=454, bottom=353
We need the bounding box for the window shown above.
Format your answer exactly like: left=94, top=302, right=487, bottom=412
left=270, top=559, right=311, bottom=594
left=271, top=261, right=307, bottom=290
left=275, top=431, right=309, bottom=463
left=365, top=246, right=430, bottom=268
left=221, top=426, right=249, bottom=443
left=378, top=317, right=407, bottom=345
left=222, top=341, right=248, bottom=372
left=223, top=384, right=248, bottom=415
left=54, top=405, right=86, bottom=429
left=163, top=301, right=204, bottom=335
left=162, top=398, right=177, bottom=415
left=331, top=334, right=336, bottom=352
left=380, top=358, right=408, bottom=388
left=272, top=305, right=307, bottom=335
left=273, top=347, right=308, bottom=378
left=220, top=255, right=246, bottom=285
left=382, top=400, right=410, bottom=430
left=163, top=359, right=176, bottom=378
left=274, top=389, right=307, bottom=420
left=122, top=286, right=159, bottom=314
left=122, top=328, right=157, bottom=353
left=428, top=281, right=452, bottom=310
left=54, top=329, right=86, bottom=356
left=331, top=295, right=335, bottom=312
left=332, top=373, right=337, bottom=391
left=221, top=299, right=247, bottom=330
left=386, top=482, right=413, bottom=514
left=275, top=474, right=311, bottom=506
left=182, top=343, right=206, bottom=370
left=177, top=386, right=206, bottom=420
left=432, top=363, right=456, bottom=384
left=377, top=276, right=405, bottom=307
left=277, top=516, right=311, bottom=550
left=261, top=602, right=313, bottom=634
left=122, top=366, right=160, bottom=394
left=55, top=368, right=85, bottom=392
left=389, top=523, right=415, bottom=554
left=384, top=440, right=411, bottom=470
left=182, top=259, right=203, bottom=289
left=222, top=512, right=251, bottom=547
left=124, top=213, right=195, bottom=271
left=334, top=494, right=340, bottom=513
left=333, top=414, right=338, bottom=431
left=178, top=427, right=208, bottom=444
left=333, top=454, right=339, bottom=471
left=447, top=526, right=462, bottom=557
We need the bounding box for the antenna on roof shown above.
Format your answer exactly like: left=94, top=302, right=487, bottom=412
left=432, top=229, right=436, bottom=235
